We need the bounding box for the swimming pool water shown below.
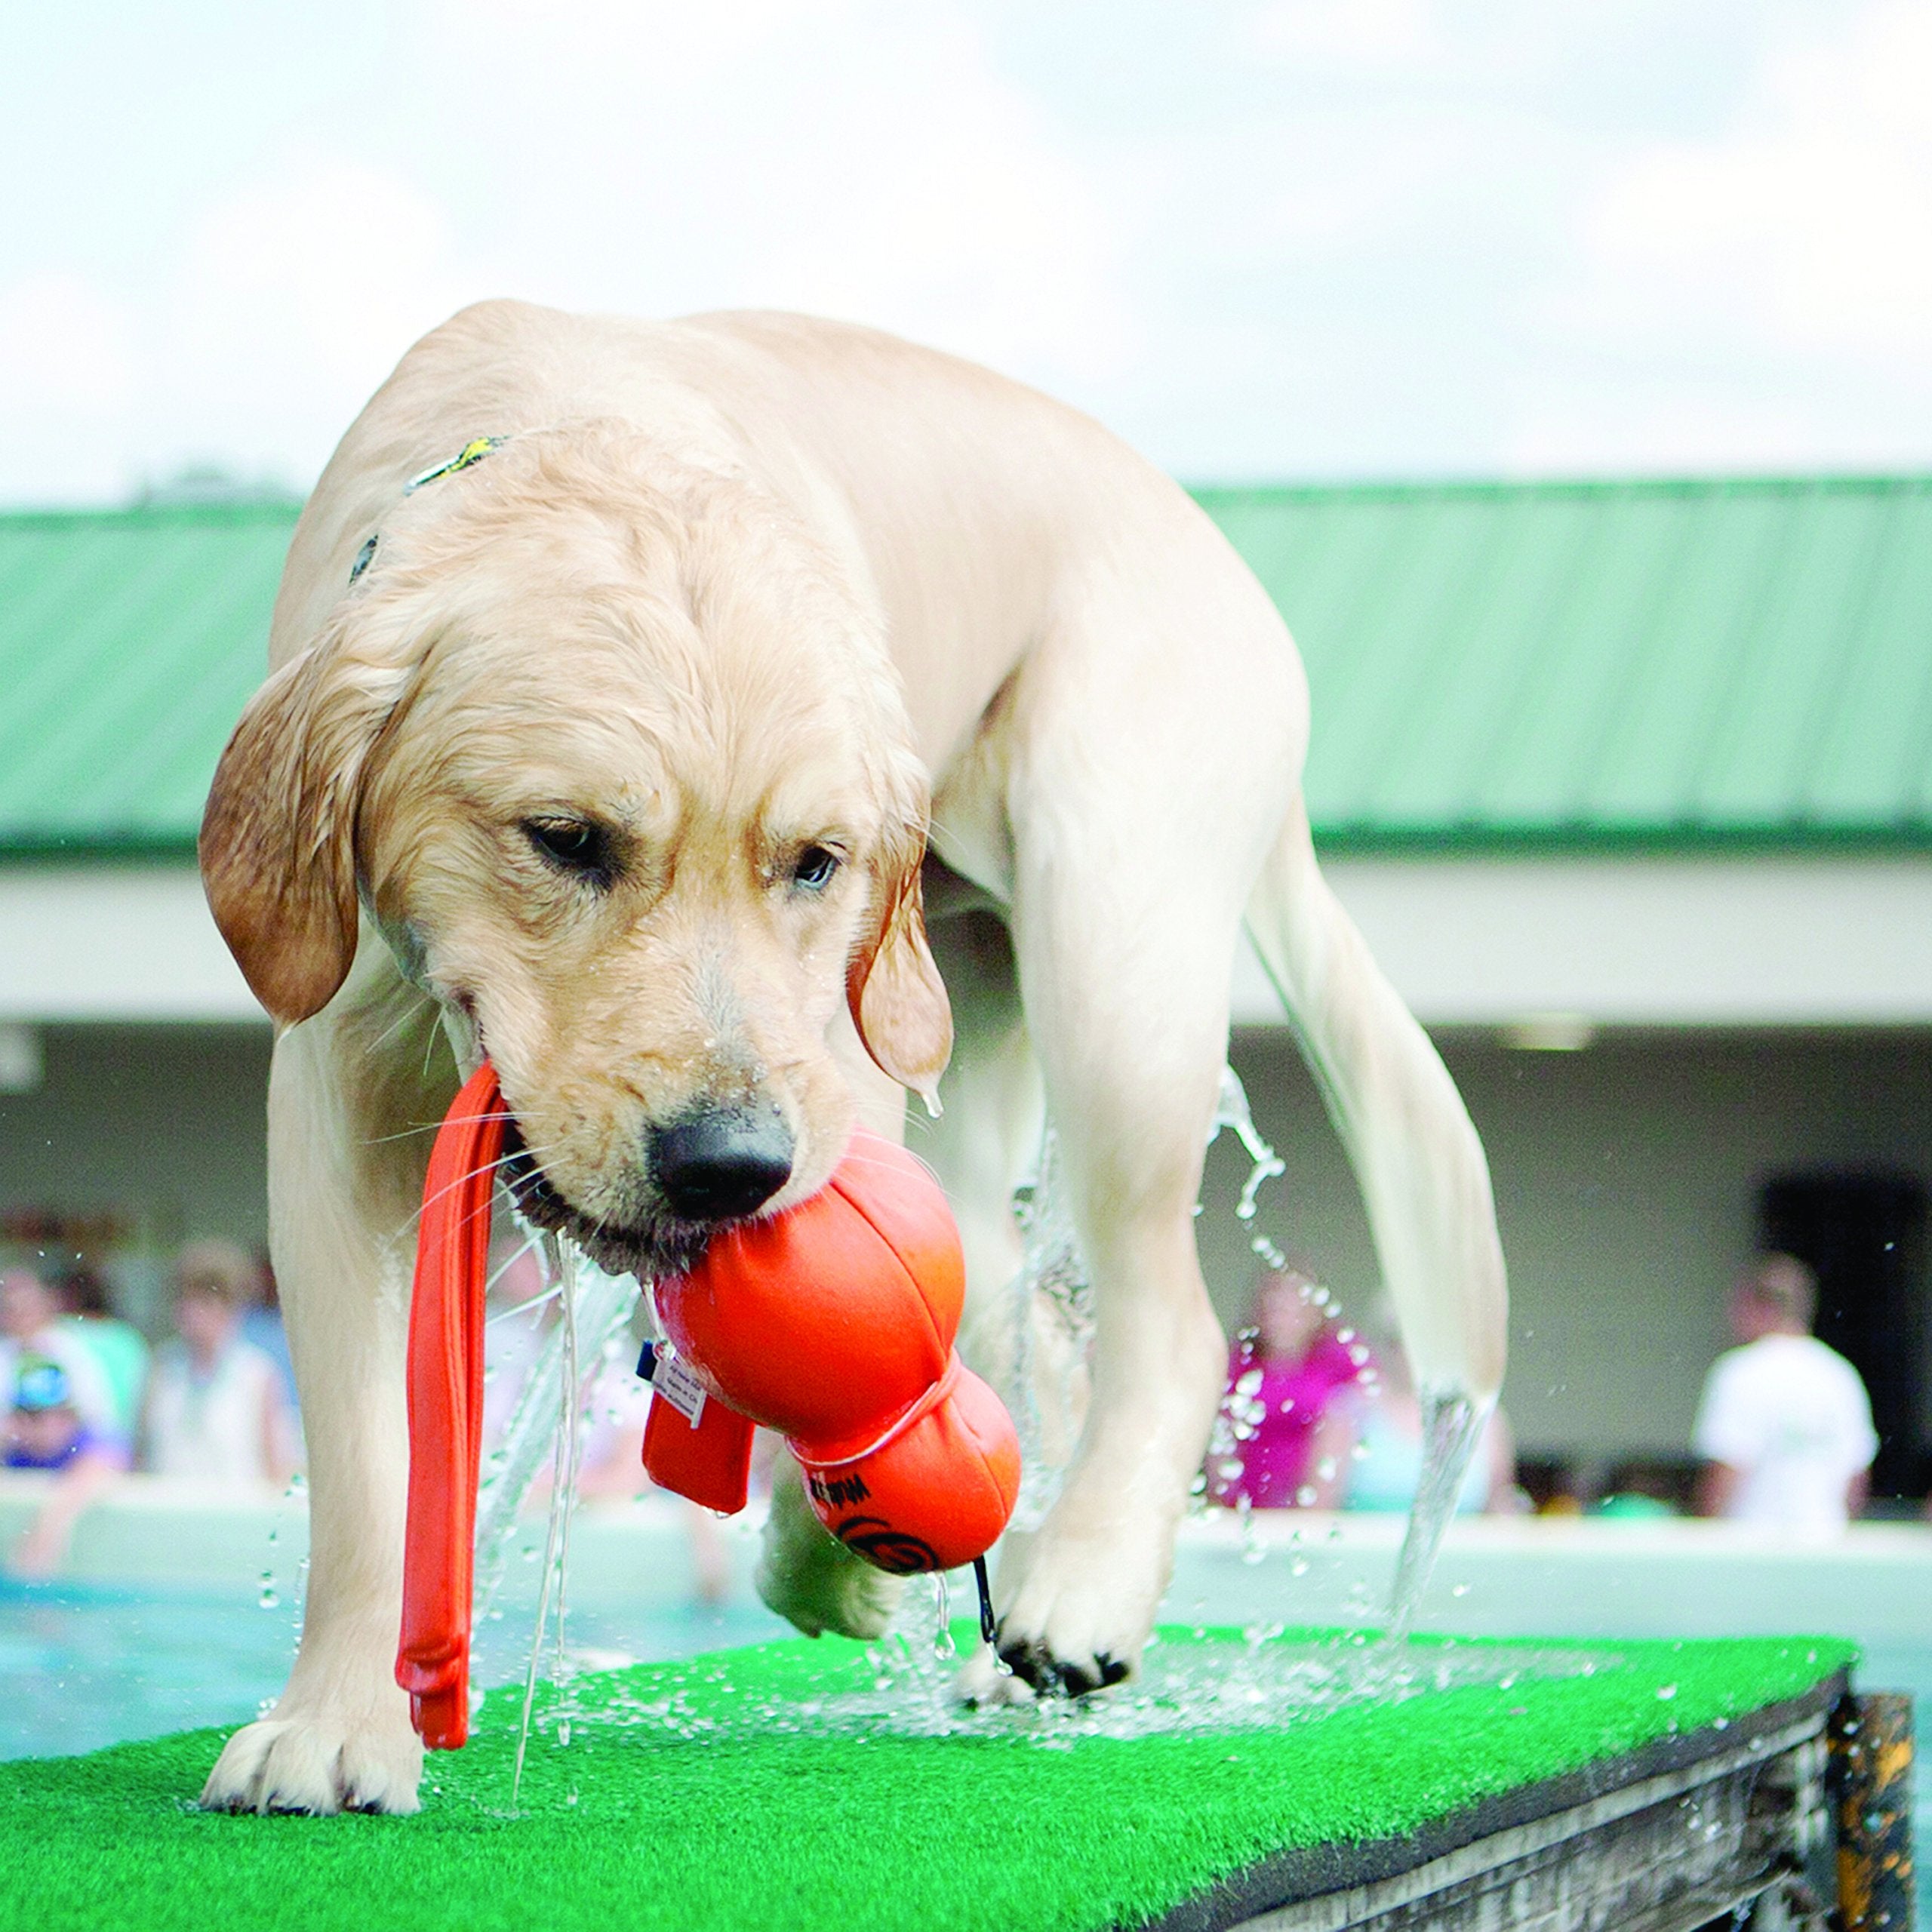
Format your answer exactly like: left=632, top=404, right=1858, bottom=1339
left=0, top=1580, right=789, bottom=1764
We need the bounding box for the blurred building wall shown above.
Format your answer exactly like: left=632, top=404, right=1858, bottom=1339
left=5, top=1010, right=1921, bottom=1470
left=0, top=1023, right=271, bottom=1332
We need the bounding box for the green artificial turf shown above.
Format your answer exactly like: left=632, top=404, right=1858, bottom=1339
left=4, top=1624, right=1853, bottom=1932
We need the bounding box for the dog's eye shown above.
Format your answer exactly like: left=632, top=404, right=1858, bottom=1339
left=792, top=844, right=841, bottom=891
left=522, top=819, right=614, bottom=884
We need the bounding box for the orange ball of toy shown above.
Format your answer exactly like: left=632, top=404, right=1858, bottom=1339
left=656, top=1131, right=967, bottom=1452
left=796, top=1363, right=1022, bottom=1574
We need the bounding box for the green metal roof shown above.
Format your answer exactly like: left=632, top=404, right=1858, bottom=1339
left=0, top=504, right=296, bottom=857
left=3, top=477, right=1930, bottom=858
left=1196, top=476, right=1932, bottom=851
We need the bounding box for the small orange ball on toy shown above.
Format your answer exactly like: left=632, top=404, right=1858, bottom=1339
left=794, top=1355, right=1020, bottom=1573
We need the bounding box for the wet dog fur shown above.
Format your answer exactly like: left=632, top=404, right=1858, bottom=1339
left=196, top=303, right=1507, bottom=1813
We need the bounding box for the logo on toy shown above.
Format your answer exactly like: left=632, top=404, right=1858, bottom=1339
left=831, top=1517, right=942, bottom=1574
left=808, top=1470, right=872, bottom=1509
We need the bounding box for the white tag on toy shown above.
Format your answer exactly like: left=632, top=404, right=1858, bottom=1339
left=651, top=1346, right=708, bottom=1427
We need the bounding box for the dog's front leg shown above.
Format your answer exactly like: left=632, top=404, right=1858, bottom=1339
left=753, top=1460, right=903, bottom=1641
left=959, top=739, right=1252, bottom=1698
left=202, top=963, right=447, bottom=1814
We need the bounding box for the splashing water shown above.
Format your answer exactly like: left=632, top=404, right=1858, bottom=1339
left=603, top=1634, right=1615, bottom=1749
left=1001, top=1061, right=1487, bottom=1649
left=1211, top=1065, right=1286, bottom=1224
left=464, top=1222, right=641, bottom=1804
left=1385, top=1389, right=1488, bottom=1640
left=1003, top=1125, right=1091, bottom=1531
left=511, top=1234, right=585, bottom=1801
left=1003, top=1066, right=1292, bottom=1534
left=473, top=1228, right=641, bottom=1612
left=868, top=1571, right=970, bottom=1732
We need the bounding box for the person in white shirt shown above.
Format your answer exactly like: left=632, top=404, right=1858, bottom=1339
left=1692, top=1253, right=1876, bottom=1531
left=142, top=1241, right=298, bottom=1491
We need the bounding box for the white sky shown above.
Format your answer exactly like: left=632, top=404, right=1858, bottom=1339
left=3, top=0, right=1930, bottom=503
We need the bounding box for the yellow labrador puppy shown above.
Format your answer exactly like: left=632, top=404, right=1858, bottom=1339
left=198, top=302, right=1506, bottom=1814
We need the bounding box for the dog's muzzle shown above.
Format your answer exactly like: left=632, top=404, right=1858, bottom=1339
left=496, top=1106, right=794, bottom=1282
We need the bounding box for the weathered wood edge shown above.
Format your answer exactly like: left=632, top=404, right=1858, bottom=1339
left=1132, top=1666, right=1851, bottom=1932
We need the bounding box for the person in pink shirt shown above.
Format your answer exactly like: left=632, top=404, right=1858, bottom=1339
left=1209, top=1262, right=1369, bottom=1510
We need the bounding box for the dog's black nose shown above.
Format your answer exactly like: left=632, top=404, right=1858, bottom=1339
left=651, top=1110, right=794, bottom=1221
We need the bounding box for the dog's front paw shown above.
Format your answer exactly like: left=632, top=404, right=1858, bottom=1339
left=201, top=1707, right=423, bottom=1816
left=983, top=1514, right=1168, bottom=1700
left=755, top=1465, right=904, bottom=1640
left=755, top=1537, right=902, bottom=1641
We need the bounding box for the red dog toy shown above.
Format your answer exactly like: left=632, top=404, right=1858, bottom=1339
left=396, top=1061, right=1020, bottom=1751
left=643, top=1128, right=1021, bottom=1575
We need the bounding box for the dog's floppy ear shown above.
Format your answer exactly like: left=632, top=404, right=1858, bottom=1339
left=848, top=802, right=952, bottom=1109
left=199, top=621, right=415, bottom=1026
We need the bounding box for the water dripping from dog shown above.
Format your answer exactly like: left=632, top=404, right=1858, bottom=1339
left=1004, top=1067, right=1295, bottom=1541
left=998, top=1062, right=1485, bottom=1711
left=468, top=1216, right=641, bottom=1803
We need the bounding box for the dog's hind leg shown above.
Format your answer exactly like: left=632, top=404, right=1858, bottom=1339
left=1244, top=796, right=1507, bottom=1419
left=201, top=947, right=451, bottom=1815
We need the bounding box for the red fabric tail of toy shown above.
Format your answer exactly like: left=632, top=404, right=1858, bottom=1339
left=395, top=1059, right=505, bottom=1750
left=641, top=1386, right=755, bottom=1513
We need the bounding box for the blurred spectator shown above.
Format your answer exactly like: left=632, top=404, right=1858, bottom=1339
left=485, top=1242, right=732, bottom=1602
left=1692, top=1253, right=1876, bottom=1531
left=54, top=1264, right=149, bottom=1442
left=1593, top=1457, right=1697, bottom=1518
left=3, top=1355, right=124, bottom=1576
left=583, top=1347, right=736, bottom=1603
left=1, top=1267, right=121, bottom=1453
left=1343, top=1330, right=1520, bottom=1515
left=141, top=1241, right=297, bottom=1490
left=1210, top=1263, right=1365, bottom=1510
left=482, top=1238, right=552, bottom=1452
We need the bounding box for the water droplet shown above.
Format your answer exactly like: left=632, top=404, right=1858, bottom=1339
left=1451, top=1581, right=1471, bottom=1598
left=257, top=1572, right=279, bottom=1610
left=558, top=1719, right=572, bottom=1746
left=1657, top=1684, right=1678, bottom=1701
left=1295, top=1484, right=1317, bottom=1506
